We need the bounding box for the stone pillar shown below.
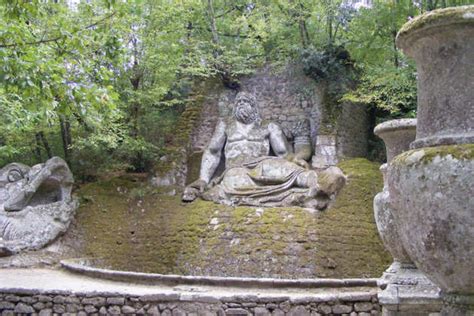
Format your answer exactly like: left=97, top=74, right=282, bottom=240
left=312, top=135, right=338, bottom=169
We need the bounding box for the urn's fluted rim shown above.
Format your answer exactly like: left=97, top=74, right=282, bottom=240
left=374, top=118, right=417, bottom=137
left=396, top=5, right=474, bottom=52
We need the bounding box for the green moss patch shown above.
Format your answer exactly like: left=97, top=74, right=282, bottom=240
left=75, top=158, right=390, bottom=278
left=392, top=144, right=474, bottom=166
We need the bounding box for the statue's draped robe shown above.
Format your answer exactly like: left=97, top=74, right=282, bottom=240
left=203, top=158, right=313, bottom=207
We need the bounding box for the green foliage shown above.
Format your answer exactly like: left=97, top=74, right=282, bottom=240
left=346, top=1, right=415, bottom=67
left=0, top=1, right=121, bottom=168
left=343, top=65, right=417, bottom=119
left=342, top=0, right=420, bottom=124
left=1, top=0, right=471, bottom=175
left=300, top=44, right=355, bottom=99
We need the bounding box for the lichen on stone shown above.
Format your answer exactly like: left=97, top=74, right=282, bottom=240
left=392, top=144, right=474, bottom=167
left=396, top=5, right=474, bottom=49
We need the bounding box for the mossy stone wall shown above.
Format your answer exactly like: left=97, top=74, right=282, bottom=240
left=76, top=158, right=390, bottom=278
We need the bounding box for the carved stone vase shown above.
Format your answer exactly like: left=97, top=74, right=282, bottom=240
left=373, top=119, right=416, bottom=272
left=396, top=6, right=474, bottom=149
left=374, top=120, right=442, bottom=314
left=390, top=5, right=474, bottom=314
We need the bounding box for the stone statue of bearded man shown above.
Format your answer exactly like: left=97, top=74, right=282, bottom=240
left=183, top=92, right=345, bottom=211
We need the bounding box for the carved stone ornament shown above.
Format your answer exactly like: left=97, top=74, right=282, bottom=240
left=183, top=92, right=346, bottom=211
left=0, top=157, right=78, bottom=256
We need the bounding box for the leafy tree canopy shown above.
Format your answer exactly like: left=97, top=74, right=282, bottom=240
left=0, top=0, right=470, bottom=175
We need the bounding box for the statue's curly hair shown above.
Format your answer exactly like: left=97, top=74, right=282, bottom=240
left=235, top=91, right=257, bottom=107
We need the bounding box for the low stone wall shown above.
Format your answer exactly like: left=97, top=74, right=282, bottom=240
left=0, top=291, right=380, bottom=316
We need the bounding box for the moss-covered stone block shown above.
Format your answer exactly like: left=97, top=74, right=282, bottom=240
left=75, top=158, right=390, bottom=278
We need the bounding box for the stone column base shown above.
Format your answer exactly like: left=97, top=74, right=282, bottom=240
left=312, top=135, right=338, bottom=169
left=441, top=294, right=474, bottom=316
left=378, top=265, right=442, bottom=316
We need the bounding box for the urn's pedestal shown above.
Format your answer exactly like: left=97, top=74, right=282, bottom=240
left=379, top=265, right=442, bottom=316
left=312, top=134, right=338, bottom=169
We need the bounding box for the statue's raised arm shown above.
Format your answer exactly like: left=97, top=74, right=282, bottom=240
left=268, top=122, right=292, bottom=157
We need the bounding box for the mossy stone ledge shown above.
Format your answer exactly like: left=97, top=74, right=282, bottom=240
left=392, top=144, right=474, bottom=167
left=396, top=5, right=474, bottom=52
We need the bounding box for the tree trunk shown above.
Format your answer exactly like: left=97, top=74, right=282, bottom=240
left=59, top=115, right=71, bottom=164
left=207, top=0, right=220, bottom=48
left=34, top=133, right=43, bottom=161
left=38, top=131, right=52, bottom=159
left=129, top=74, right=143, bottom=171
left=392, top=30, right=399, bottom=68
left=299, top=19, right=310, bottom=48
left=391, top=1, right=399, bottom=68
left=129, top=73, right=141, bottom=139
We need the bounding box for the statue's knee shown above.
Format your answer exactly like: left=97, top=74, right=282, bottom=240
left=296, top=170, right=318, bottom=188
left=318, top=167, right=346, bottom=196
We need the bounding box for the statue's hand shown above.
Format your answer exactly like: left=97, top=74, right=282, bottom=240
left=285, top=154, right=309, bottom=169
left=293, top=158, right=309, bottom=169
left=188, top=179, right=208, bottom=193
left=286, top=154, right=309, bottom=169
left=182, top=179, right=207, bottom=202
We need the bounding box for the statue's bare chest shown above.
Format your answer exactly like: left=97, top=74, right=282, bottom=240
left=226, top=122, right=269, bottom=143
left=224, top=122, right=270, bottom=166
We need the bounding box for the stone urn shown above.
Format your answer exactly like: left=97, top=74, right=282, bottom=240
left=373, top=119, right=416, bottom=272
left=396, top=6, right=474, bottom=149
left=389, top=5, right=474, bottom=314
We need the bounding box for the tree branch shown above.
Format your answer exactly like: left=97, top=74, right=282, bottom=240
left=0, top=11, right=117, bottom=49
left=215, top=7, right=236, bottom=18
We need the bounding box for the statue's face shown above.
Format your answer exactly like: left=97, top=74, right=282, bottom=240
left=234, top=96, right=258, bottom=124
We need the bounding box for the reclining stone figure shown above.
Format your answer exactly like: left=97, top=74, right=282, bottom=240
left=0, top=157, right=78, bottom=256
left=182, top=92, right=346, bottom=211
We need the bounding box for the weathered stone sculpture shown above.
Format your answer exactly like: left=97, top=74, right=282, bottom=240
left=0, top=157, right=78, bottom=256
left=183, top=92, right=346, bottom=211
left=388, top=6, right=474, bottom=315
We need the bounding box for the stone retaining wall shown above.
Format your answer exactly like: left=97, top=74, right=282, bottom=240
left=0, top=291, right=380, bottom=316
left=190, top=65, right=323, bottom=154
left=336, top=103, right=368, bottom=159
left=189, top=66, right=368, bottom=170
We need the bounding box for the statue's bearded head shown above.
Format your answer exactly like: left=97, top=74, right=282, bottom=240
left=233, top=92, right=261, bottom=125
